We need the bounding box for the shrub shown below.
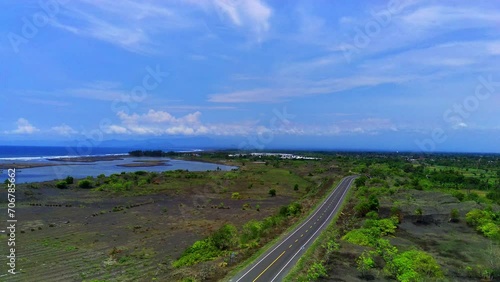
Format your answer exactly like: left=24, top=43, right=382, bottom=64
left=173, top=239, right=221, bottom=267
left=56, top=181, right=68, bottom=189
left=342, top=228, right=377, bottom=247
left=451, top=191, right=465, bottom=201
left=478, top=222, right=500, bottom=239
left=307, top=261, right=328, bottom=280
left=357, top=251, right=375, bottom=278
left=385, top=250, right=443, bottom=282
left=231, top=192, right=241, bottom=200
left=269, top=189, right=276, bottom=197
left=466, top=209, right=490, bottom=226
left=355, top=195, right=379, bottom=217
left=241, top=220, right=264, bottom=243
left=64, top=176, right=74, bottom=184
left=450, top=208, right=460, bottom=223
left=78, top=180, right=93, bottom=189
left=366, top=211, right=379, bottom=219
left=364, top=217, right=398, bottom=236
left=210, top=224, right=237, bottom=250
left=294, top=184, right=299, bottom=191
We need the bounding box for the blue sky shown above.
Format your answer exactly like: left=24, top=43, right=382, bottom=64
left=1, top=0, right=499, bottom=152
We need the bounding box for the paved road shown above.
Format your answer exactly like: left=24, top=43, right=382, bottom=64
left=231, top=175, right=357, bottom=282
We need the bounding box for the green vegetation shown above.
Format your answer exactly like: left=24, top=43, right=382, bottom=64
left=175, top=202, right=303, bottom=268
left=173, top=224, right=237, bottom=267
left=78, top=179, right=94, bottom=189
left=285, top=152, right=500, bottom=282
left=466, top=208, right=500, bottom=240
left=65, top=176, right=74, bottom=184
left=268, top=188, right=276, bottom=197
left=56, top=180, right=68, bottom=189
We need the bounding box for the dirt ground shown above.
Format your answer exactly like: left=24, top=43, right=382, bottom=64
left=0, top=184, right=296, bottom=282
left=326, top=190, right=500, bottom=282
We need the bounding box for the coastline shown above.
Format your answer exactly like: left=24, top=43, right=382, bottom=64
left=47, top=155, right=128, bottom=162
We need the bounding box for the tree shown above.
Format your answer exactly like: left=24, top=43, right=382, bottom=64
left=294, top=184, right=299, bottom=191
left=355, top=176, right=368, bottom=188
left=269, top=189, right=276, bottom=197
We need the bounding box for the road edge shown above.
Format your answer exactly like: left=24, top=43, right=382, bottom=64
left=283, top=176, right=357, bottom=281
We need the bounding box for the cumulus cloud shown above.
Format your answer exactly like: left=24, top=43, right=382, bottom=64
left=11, top=118, right=39, bottom=134
left=51, top=124, right=78, bottom=136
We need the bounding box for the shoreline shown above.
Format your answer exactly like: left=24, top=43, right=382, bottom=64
left=47, top=155, right=129, bottom=162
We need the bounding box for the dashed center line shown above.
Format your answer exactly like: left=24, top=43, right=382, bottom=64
left=252, top=250, right=286, bottom=282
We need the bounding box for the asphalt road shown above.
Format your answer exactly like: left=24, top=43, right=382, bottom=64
left=231, top=175, right=357, bottom=282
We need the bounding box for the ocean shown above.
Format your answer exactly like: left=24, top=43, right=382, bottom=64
left=0, top=146, right=236, bottom=183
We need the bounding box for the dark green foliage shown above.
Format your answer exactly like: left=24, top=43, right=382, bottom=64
left=78, top=179, right=93, bottom=189
left=56, top=181, right=68, bottom=189
left=211, top=224, right=238, bottom=250
left=279, top=202, right=302, bottom=217
left=355, top=176, right=367, bottom=188
left=450, top=208, right=460, bottom=222
left=269, top=189, right=277, bottom=197
left=64, top=176, right=74, bottom=184
left=355, top=195, right=379, bottom=217
left=451, top=190, right=465, bottom=201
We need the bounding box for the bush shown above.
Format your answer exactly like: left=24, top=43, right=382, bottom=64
left=78, top=180, right=93, bottom=189
left=307, top=261, right=328, bottom=280
left=364, top=217, right=398, bottom=236
left=342, top=228, right=377, bottom=247
left=355, top=195, right=379, bottom=217
left=65, top=176, right=74, bottom=184
left=210, top=224, right=237, bottom=250
left=450, top=208, right=460, bottom=223
left=269, top=189, right=276, bottom=197
left=173, top=239, right=221, bottom=267
left=385, top=250, right=443, bottom=282
left=357, top=251, right=375, bottom=278
left=231, top=192, right=241, bottom=199
left=56, top=181, right=68, bottom=189
left=451, top=191, right=465, bottom=201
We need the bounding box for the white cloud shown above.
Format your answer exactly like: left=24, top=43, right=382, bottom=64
left=50, top=0, right=194, bottom=54
left=193, top=0, right=272, bottom=42
left=11, top=118, right=39, bottom=134
left=51, top=124, right=78, bottom=136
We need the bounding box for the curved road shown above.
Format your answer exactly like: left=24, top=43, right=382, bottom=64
left=231, top=175, right=357, bottom=282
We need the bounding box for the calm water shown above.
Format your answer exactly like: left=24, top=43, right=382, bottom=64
left=0, top=146, right=236, bottom=183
